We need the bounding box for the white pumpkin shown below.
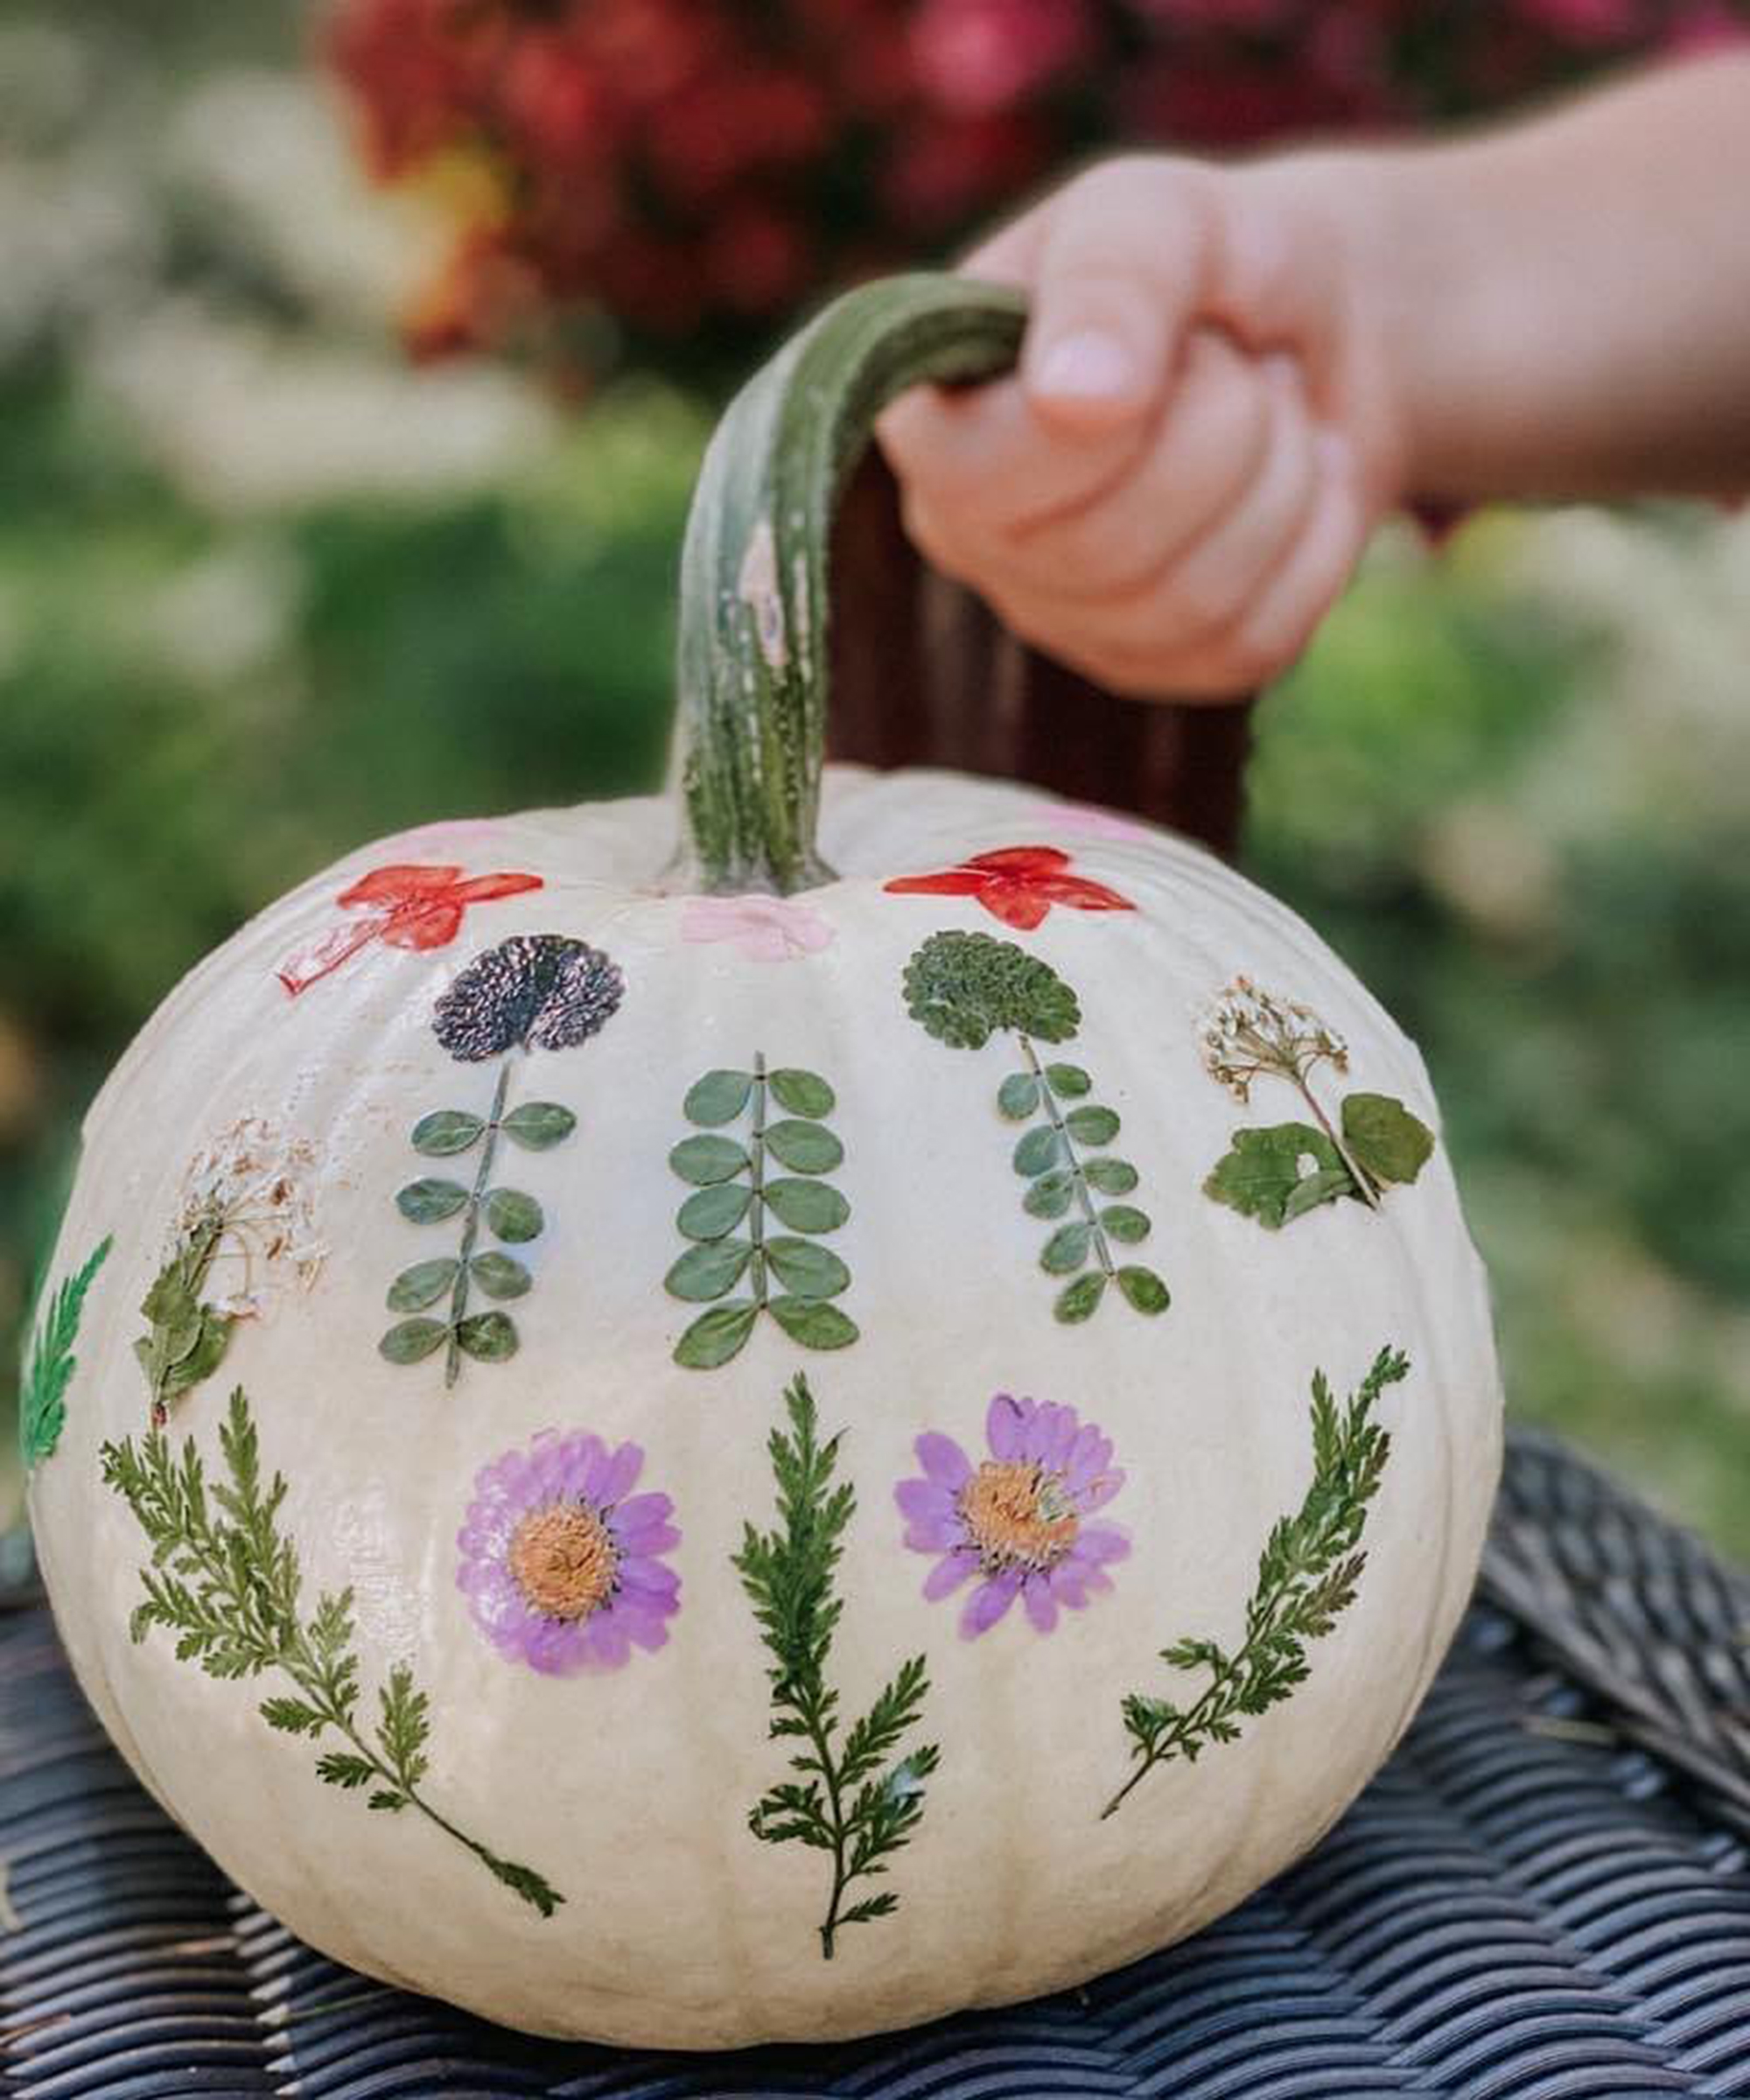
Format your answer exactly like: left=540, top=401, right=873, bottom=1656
left=23, top=278, right=1502, bottom=2049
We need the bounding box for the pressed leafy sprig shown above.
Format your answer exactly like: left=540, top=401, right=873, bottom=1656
left=734, top=1376, right=938, bottom=1958
left=19, top=1236, right=111, bottom=1469
left=102, top=1387, right=563, bottom=1916
left=382, top=1063, right=577, bottom=1382
left=1199, top=978, right=1434, bottom=1228
left=667, top=1055, right=857, bottom=1368
left=136, top=1212, right=235, bottom=1425
left=904, top=931, right=1168, bottom=1323
left=1102, top=1344, right=1405, bottom=1820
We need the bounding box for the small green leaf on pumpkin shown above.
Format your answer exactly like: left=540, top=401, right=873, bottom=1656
left=666, top=1240, right=753, bottom=1303
left=1054, top=1271, right=1107, bottom=1324
left=380, top=1318, right=450, bottom=1365
left=670, top=1133, right=751, bottom=1185
left=683, top=1069, right=754, bottom=1127
left=470, top=1251, right=532, bottom=1299
left=501, top=1101, right=578, bottom=1150
left=1101, top=1205, right=1152, bottom=1244
left=766, top=1119, right=844, bottom=1174
left=1040, top=1222, right=1093, bottom=1275
left=1012, top=1126, right=1062, bottom=1178
left=160, top=1315, right=233, bottom=1399
left=387, top=1257, right=460, bottom=1312
left=485, top=1188, right=543, bottom=1243
left=1045, top=1062, right=1091, bottom=1098
left=1084, top=1157, right=1139, bottom=1195
left=763, top=1179, right=849, bottom=1234
left=997, top=1073, right=1040, bottom=1120
left=411, top=1110, right=485, bottom=1156
left=675, top=1299, right=759, bottom=1368
left=768, top=1068, right=836, bottom=1118
left=396, top=1178, right=469, bottom=1224
left=766, top=1238, right=850, bottom=1300
left=901, top=929, right=1081, bottom=1048
left=260, top=1696, right=326, bottom=1736
left=1116, top=1266, right=1171, bottom=1315
left=368, top=1789, right=410, bottom=1813
left=456, top=1312, right=519, bottom=1362
left=1283, top=1166, right=1355, bottom=1222
left=318, top=1753, right=380, bottom=1790
left=677, top=1182, right=754, bottom=1240
left=768, top=1298, right=859, bottom=1351
left=1066, top=1103, right=1121, bottom=1145
left=1340, top=1092, right=1435, bottom=1187
left=1024, top=1170, right=1075, bottom=1219
left=1203, top=1123, right=1348, bottom=1229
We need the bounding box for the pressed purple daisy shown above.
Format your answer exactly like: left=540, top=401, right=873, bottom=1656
left=896, top=1395, right=1128, bottom=1639
left=458, top=1431, right=680, bottom=1674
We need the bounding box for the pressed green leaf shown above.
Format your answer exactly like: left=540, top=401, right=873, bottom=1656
left=386, top=1258, right=459, bottom=1312
left=485, top=1188, right=544, bottom=1242
left=380, top=1319, right=450, bottom=1365
left=1066, top=1103, right=1121, bottom=1146
left=1084, top=1157, right=1139, bottom=1195
left=160, top=1315, right=233, bottom=1399
left=901, top=929, right=1081, bottom=1047
left=766, top=1238, right=851, bottom=1300
left=396, top=1178, right=469, bottom=1224
left=1203, top=1123, right=1349, bottom=1229
left=1023, top=1170, right=1075, bottom=1219
left=1045, top=1062, right=1091, bottom=1098
left=670, top=1133, right=751, bottom=1185
left=501, top=1101, right=578, bottom=1150
left=410, top=1110, right=485, bottom=1156
left=1054, top=1271, right=1107, bottom=1324
left=683, top=1068, right=753, bottom=1126
left=674, top=1299, right=759, bottom=1368
left=665, top=1239, right=753, bottom=1303
left=1101, top=1204, right=1152, bottom=1243
left=260, top=1696, right=326, bottom=1736
left=1341, top=1092, right=1435, bottom=1187
left=1283, top=1166, right=1355, bottom=1222
left=456, top=1312, right=519, bottom=1362
left=470, top=1251, right=532, bottom=1299
left=768, top=1298, right=860, bottom=1351
left=766, top=1119, right=844, bottom=1174
left=768, top=1068, right=836, bottom=1118
left=676, top=1181, right=753, bottom=1240
left=21, top=1236, right=112, bottom=1470
left=1116, top=1266, right=1171, bottom=1315
left=1012, top=1126, right=1062, bottom=1178
left=1040, top=1222, right=1093, bottom=1275
left=763, top=1179, right=849, bottom=1234
left=997, top=1072, right=1040, bottom=1120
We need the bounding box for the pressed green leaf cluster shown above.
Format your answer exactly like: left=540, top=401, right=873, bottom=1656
left=1105, top=1344, right=1405, bottom=1817
left=902, top=930, right=1081, bottom=1050
left=19, top=1236, right=112, bottom=1469
left=733, top=1376, right=937, bottom=1958
left=1000, top=1054, right=1169, bottom=1323
left=668, top=1057, right=857, bottom=1368
left=1206, top=1093, right=1435, bottom=1229
left=102, top=1386, right=563, bottom=1914
left=382, top=1067, right=576, bottom=1382
left=136, top=1213, right=234, bottom=1424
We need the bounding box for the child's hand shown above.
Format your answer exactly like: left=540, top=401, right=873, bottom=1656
left=878, top=154, right=1402, bottom=701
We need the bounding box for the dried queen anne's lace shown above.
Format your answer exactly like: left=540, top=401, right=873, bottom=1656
left=1197, top=975, right=1349, bottom=1104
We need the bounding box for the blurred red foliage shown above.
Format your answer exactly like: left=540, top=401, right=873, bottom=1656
left=326, top=0, right=1746, bottom=383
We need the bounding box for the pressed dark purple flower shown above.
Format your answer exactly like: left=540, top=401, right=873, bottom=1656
left=433, top=933, right=624, bottom=1060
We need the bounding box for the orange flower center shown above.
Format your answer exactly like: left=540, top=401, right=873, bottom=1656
left=508, top=1502, right=617, bottom=1622
left=959, top=1460, right=1079, bottom=1574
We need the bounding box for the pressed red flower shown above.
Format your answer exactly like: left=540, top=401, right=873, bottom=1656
left=277, top=864, right=545, bottom=997
left=883, top=845, right=1135, bottom=932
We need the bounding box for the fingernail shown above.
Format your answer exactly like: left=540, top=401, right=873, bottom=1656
left=1032, top=330, right=1139, bottom=403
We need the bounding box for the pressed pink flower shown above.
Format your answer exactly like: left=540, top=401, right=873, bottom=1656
left=680, top=893, right=836, bottom=962
left=897, top=1395, right=1129, bottom=1639
left=458, top=1430, right=681, bottom=1674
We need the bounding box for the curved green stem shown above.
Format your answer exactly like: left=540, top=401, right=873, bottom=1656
left=1019, top=1035, right=1116, bottom=1281
left=675, top=273, right=1027, bottom=895
left=445, top=1060, right=511, bottom=1386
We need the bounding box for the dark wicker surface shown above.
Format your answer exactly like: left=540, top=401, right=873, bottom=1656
left=5, top=1427, right=1750, bottom=2100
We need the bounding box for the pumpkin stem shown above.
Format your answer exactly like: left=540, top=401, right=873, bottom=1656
left=673, top=273, right=1027, bottom=895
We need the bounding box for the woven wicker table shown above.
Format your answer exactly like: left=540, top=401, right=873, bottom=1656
left=4, top=1427, right=1750, bottom=2100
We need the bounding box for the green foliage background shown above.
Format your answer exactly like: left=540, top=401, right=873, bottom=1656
left=4, top=3, right=1747, bottom=1548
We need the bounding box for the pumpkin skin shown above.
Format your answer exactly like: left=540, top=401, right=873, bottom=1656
left=28, top=762, right=1501, bottom=2048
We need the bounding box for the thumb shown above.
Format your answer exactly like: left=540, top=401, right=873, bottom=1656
left=1020, top=158, right=1216, bottom=434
